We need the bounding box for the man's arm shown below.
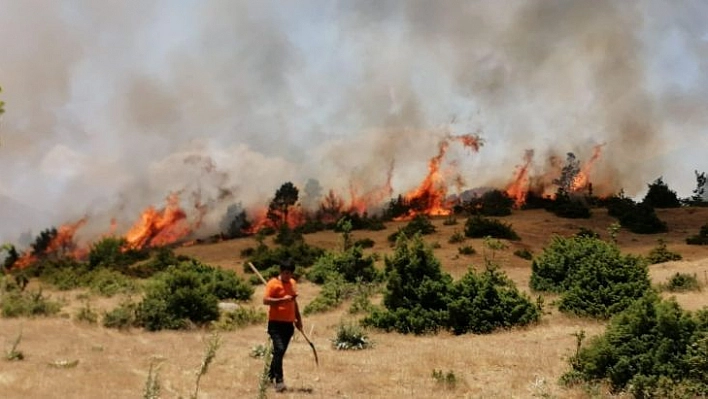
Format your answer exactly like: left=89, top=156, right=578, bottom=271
left=263, top=294, right=296, bottom=306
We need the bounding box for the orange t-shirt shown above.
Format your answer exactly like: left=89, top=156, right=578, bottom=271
left=264, top=277, right=298, bottom=322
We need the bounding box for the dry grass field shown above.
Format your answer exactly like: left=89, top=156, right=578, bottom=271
left=1, top=208, right=707, bottom=399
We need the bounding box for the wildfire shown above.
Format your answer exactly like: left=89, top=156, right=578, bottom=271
left=11, top=217, right=88, bottom=269
left=124, top=192, right=191, bottom=249
left=506, top=150, right=534, bottom=208
left=397, top=133, right=483, bottom=219
left=571, top=144, right=604, bottom=192
left=348, top=161, right=395, bottom=214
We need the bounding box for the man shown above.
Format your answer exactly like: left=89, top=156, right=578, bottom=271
left=263, top=260, right=302, bottom=393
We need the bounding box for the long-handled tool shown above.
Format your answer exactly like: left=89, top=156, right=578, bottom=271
left=248, top=262, right=319, bottom=366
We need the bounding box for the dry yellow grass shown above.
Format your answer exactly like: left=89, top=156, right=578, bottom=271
left=1, top=207, right=707, bottom=398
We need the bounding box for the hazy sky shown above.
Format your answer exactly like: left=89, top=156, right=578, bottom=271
left=1, top=0, right=707, bottom=244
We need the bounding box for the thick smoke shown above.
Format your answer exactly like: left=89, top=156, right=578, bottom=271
left=0, top=0, right=706, bottom=244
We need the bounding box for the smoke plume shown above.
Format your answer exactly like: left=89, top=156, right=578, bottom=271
left=0, top=0, right=706, bottom=244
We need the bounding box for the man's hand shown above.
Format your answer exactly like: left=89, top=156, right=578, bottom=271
left=295, top=318, right=303, bottom=331
left=282, top=294, right=297, bottom=302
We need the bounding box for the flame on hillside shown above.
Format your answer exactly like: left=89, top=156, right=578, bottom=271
left=504, top=145, right=605, bottom=207
left=124, top=192, right=191, bottom=249
left=506, top=150, right=534, bottom=208
left=571, top=144, right=604, bottom=191
left=12, top=217, right=88, bottom=268
left=396, top=133, right=483, bottom=219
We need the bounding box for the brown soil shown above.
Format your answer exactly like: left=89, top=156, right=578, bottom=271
left=1, top=207, right=707, bottom=399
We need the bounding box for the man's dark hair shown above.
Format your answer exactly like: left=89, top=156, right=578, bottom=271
left=279, top=260, right=295, bottom=272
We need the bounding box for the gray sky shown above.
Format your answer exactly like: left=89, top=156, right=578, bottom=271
left=1, top=0, right=707, bottom=244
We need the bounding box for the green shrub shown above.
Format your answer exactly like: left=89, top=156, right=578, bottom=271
left=547, top=192, right=591, bottom=219
left=464, top=216, right=520, bottom=240
left=88, top=237, right=149, bottom=272
left=1, top=289, right=62, bottom=317
left=387, top=215, right=437, bottom=244
left=466, top=189, right=514, bottom=217
left=135, top=261, right=250, bottom=331
left=127, top=247, right=191, bottom=278
left=432, top=369, right=458, bottom=390
left=448, top=230, right=466, bottom=244
left=364, top=234, right=539, bottom=335
left=211, top=306, right=266, bottom=331
left=530, top=236, right=651, bottom=318
left=303, top=274, right=356, bottom=315
left=686, top=223, right=708, bottom=245
left=620, top=203, right=668, bottom=234
left=354, top=238, right=375, bottom=249
left=513, top=248, right=533, bottom=260
left=332, top=322, right=373, bottom=350
left=348, top=283, right=377, bottom=314
left=87, top=268, right=141, bottom=297
left=75, top=301, right=99, bottom=324
left=102, top=300, right=139, bottom=330
left=363, top=235, right=452, bottom=334
left=575, top=227, right=599, bottom=239
left=563, top=296, right=708, bottom=396
left=642, top=177, right=682, bottom=208
left=306, top=246, right=380, bottom=284
left=246, top=242, right=325, bottom=272
left=660, top=272, right=701, bottom=292
left=646, top=239, right=682, bottom=264
left=447, top=266, right=540, bottom=334
left=458, top=246, right=476, bottom=255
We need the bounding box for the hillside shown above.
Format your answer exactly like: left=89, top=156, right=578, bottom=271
left=0, top=207, right=707, bottom=399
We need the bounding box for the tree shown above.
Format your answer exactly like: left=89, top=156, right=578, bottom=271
left=267, top=182, right=299, bottom=227
left=691, top=170, right=707, bottom=204
left=553, top=153, right=580, bottom=194
left=642, top=177, right=681, bottom=208
left=219, top=203, right=251, bottom=239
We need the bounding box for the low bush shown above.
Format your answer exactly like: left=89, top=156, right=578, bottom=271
left=1, top=289, right=62, bottom=318
left=548, top=193, right=591, bottom=219
left=563, top=296, right=708, bottom=396
left=363, top=234, right=539, bottom=335
left=102, top=300, right=139, bottom=330
left=88, top=237, right=149, bottom=272
left=136, top=261, right=253, bottom=331
left=306, top=246, right=380, bottom=285
left=686, top=223, right=708, bottom=245
left=303, top=274, right=356, bottom=315
left=332, top=322, right=373, bottom=350
left=660, top=273, right=701, bottom=292
left=245, top=242, right=325, bottom=272
left=447, top=266, right=541, bottom=334
left=530, top=235, right=651, bottom=318
left=211, top=306, right=266, bottom=331
left=513, top=248, right=533, bottom=260
left=464, top=216, right=520, bottom=240
left=448, top=230, right=466, bottom=244
left=387, top=215, right=437, bottom=244
left=458, top=246, right=476, bottom=255
left=646, top=239, right=682, bottom=264
left=465, top=189, right=514, bottom=217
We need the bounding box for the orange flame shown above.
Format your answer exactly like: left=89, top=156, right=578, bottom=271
left=571, top=144, right=604, bottom=192
left=398, top=133, right=482, bottom=219
left=124, top=193, right=190, bottom=249
left=11, top=217, right=89, bottom=269
left=506, top=150, right=534, bottom=208
left=348, top=161, right=395, bottom=214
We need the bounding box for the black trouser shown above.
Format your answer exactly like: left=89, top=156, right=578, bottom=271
left=267, top=321, right=295, bottom=383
